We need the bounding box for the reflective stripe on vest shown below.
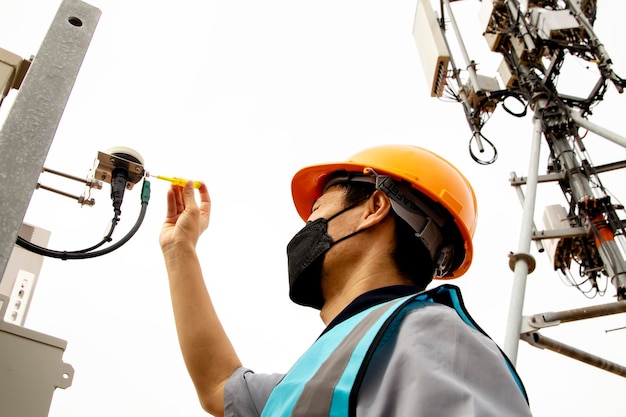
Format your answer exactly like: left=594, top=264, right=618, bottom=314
left=261, top=285, right=528, bottom=417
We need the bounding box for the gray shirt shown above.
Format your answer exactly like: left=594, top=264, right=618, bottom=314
left=225, top=302, right=532, bottom=416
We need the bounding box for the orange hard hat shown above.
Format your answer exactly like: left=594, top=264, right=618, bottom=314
left=291, top=144, right=477, bottom=278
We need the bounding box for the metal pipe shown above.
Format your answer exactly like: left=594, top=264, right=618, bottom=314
left=564, top=0, right=613, bottom=71
left=504, top=0, right=536, bottom=53
left=510, top=172, right=545, bottom=253
left=533, top=301, right=626, bottom=325
left=593, top=160, right=626, bottom=174
left=570, top=111, right=626, bottom=149
left=522, top=332, right=626, bottom=378
left=442, top=0, right=481, bottom=95
left=436, top=1, right=484, bottom=152
left=42, top=167, right=101, bottom=188
left=36, top=183, right=95, bottom=206
left=503, top=97, right=546, bottom=363
left=549, top=136, right=594, bottom=204
left=36, top=183, right=82, bottom=201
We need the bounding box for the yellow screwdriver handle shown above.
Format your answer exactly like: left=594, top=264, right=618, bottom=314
left=156, top=175, right=201, bottom=189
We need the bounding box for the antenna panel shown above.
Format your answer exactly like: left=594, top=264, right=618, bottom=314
left=412, top=0, right=450, bottom=97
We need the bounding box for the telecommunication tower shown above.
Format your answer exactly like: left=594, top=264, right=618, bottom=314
left=413, top=0, right=626, bottom=379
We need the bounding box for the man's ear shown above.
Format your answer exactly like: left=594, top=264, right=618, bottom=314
left=357, top=190, right=392, bottom=230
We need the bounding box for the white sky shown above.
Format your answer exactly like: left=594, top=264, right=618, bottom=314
left=1, top=1, right=626, bottom=416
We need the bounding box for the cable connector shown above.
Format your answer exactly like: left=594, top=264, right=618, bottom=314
left=110, top=168, right=128, bottom=217
left=141, top=180, right=151, bottom=204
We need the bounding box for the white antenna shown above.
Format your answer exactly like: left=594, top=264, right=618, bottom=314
left=413, top=0, right=626, bottom=376
left=412, top=0, right=450, bottom=97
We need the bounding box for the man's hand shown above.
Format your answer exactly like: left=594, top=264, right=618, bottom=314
left=160, top=180, right=210, bottom=252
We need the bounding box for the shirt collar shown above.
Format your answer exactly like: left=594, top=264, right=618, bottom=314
left=320, top=285, right=421, bottom=336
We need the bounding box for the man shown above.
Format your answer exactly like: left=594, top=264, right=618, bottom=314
left=160, top=144, right=532, bottom=416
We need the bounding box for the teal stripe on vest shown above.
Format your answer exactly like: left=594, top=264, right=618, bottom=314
left=331, top=298, right=432, bottom=417
left=261, top=295, right=414, bottom=417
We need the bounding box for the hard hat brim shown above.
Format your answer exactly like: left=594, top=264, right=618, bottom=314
left=291, top=161, right=368, bottom=221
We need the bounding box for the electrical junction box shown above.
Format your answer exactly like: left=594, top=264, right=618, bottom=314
left=0, top=224, right=74, bottom=417
left=498, top=58, right=517, bottom=88
left=0, top=298, right=74, bottom=417
left=542, top=204, right=573, bottom=271
left=510, top=36, right=532, bottom=64
left=465, top=74, right=501, bottom=111
left=412, top=0, right=450, bottom=97
left=529, top=8, right=584, bottom=41
left=472, top=74, right=500, bottom=93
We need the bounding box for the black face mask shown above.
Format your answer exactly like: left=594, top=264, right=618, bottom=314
left=286, top=199, right=367, bottom=309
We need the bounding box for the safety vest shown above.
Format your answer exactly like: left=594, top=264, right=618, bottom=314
left=260, top=284, right=527, bottom=417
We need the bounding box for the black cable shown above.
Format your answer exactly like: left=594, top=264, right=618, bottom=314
left=501, top=93, right=528, bottom=117
left=74, top=216, right=118, bottom=253
left=16, top=180, right=151, bottom=260
left=468, top=132, right=498, bottom=165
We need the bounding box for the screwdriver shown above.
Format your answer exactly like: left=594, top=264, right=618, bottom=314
left=151, top=174, right=202, bottom=189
